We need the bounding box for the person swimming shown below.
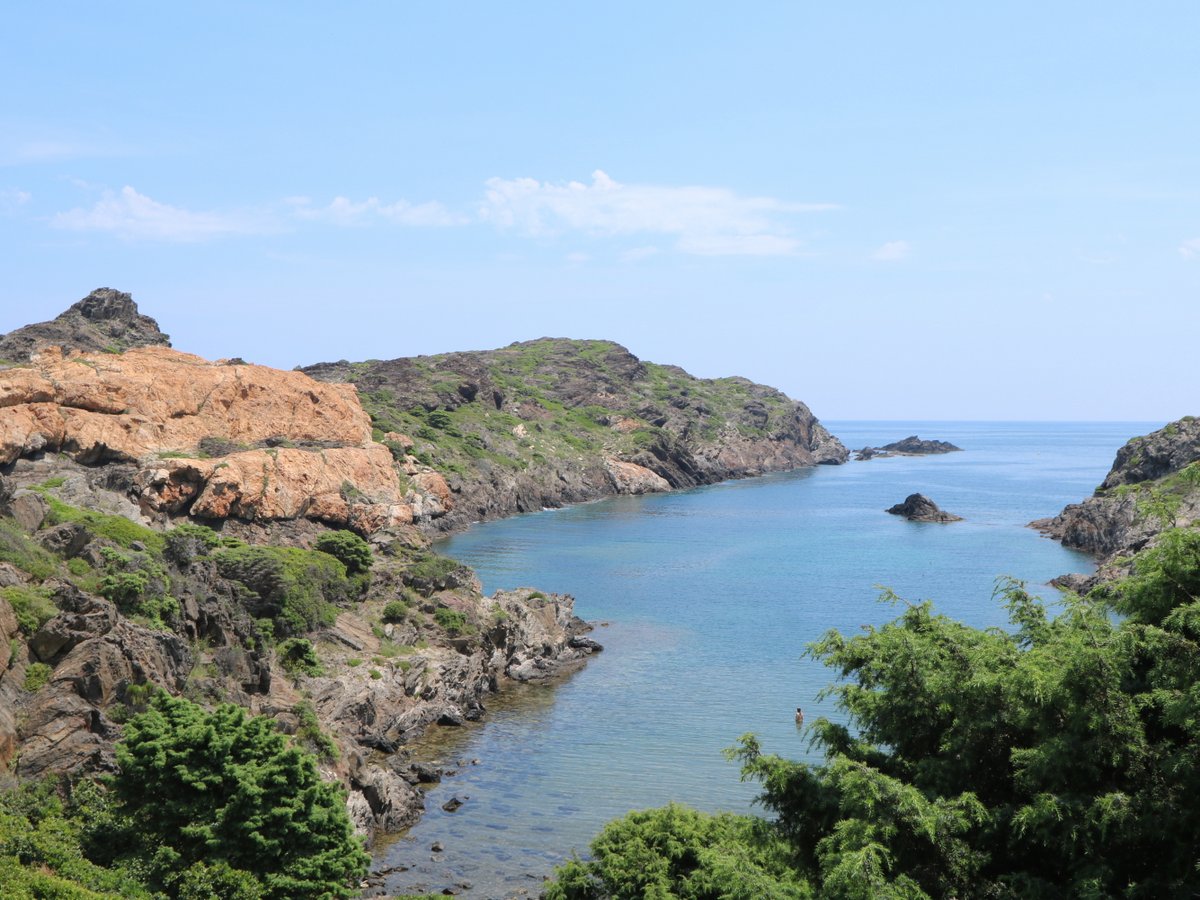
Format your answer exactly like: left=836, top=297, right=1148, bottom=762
left=795, top=707, right=804, bottom=725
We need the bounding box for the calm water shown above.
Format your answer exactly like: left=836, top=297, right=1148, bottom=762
left=378, top=421, right=1153, bottom=897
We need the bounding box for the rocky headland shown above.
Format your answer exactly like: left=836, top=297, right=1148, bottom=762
left=0, top=288, right=843, bottom=849
left=303, top=338, right=847, bottom=532
left=886, top=493, right=963, bottom=523
left=1033, top=416, right=1200, bottom=588
left=855, top=435, right=962, bottom=461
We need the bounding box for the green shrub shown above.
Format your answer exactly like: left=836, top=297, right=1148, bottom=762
left=275, top=638, right=324, bottom=677
left=293, top=701, right=338, bottom=761
left=313, top=530, right=373, bottom=575
left=433, top=606, right=467, bottom=635
left=96, top=548, right=177, bottom=629
left=216, top=545, right=348, bottom=637
left=381, top=599, right=409, bottom=623
left=1, top=584, right=57, bottom=635
left=23, top=662, right=53, bottom=692
left=113, top=694, right=368, bottom=898
left=163, top=523, right=221, bottom=567
left=404, top=552, right=468, bottom=596
left=369, top=669, right=382, bottom=680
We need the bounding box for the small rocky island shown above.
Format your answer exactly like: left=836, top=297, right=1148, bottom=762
left=887, top=493, right=963, bottom=522
left=855, top=435, right=962, bottom=461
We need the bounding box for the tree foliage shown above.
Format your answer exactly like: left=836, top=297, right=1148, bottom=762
left=550, top=527, right=1200, bottom=898
left=111, top=692, right=368, bottom=899
left=314, top=529, right=373, bottom=575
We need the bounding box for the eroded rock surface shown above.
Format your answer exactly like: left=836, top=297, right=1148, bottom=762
left=0, top=287, right=170, bottom=363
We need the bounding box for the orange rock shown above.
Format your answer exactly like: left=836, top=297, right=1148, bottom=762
left=0, top=345, right=444, bottom=533
left=0, top=346, right=371, bottom=464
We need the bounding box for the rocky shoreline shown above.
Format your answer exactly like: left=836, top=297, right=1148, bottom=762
left=0, top=288, right=846, bottom=855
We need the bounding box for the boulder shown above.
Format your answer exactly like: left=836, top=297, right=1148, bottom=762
left=886, top=493, right=963, bottom=523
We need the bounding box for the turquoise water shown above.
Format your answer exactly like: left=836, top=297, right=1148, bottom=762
left=378, top=422, right=1153, bottom=897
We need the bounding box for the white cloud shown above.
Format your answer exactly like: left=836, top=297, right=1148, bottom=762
left=1180, top=237, right=1200, bottom=259
left=0, top=189, right=31, bottom=214
left=289, top=195, right=465, bottom=227
left=873, top=240, right=911, bottom=261
left=52, top=186, right=270, bottom=242
left=479, top=169, right=835, bottom=256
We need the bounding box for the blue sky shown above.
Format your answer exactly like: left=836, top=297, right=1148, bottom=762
left=2, top=2, right=1197, bottom=421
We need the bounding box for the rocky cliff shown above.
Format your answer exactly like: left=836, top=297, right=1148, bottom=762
left=304, top=338, right=847, bottom=531
left=1033, top=416, right=1200, bottom=580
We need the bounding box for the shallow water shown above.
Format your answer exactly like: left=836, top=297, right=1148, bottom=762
left=377, top=421, right=1151, bottom=897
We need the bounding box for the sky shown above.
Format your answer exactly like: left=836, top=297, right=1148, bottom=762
left=2, top=2, right=1197, bottom=421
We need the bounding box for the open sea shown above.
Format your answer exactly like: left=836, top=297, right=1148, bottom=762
left=377, top=421, right=1156, bottom=897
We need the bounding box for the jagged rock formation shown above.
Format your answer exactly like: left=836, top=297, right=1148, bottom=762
left=1033, top=416, right=1200, bottom=566
left=886, top=493, right=963, bottom=523
left=304, top=338, right=847, bottom=531
left=0, top=288, right=170, bottom=363
left=855, top=435, right=962, bottom=461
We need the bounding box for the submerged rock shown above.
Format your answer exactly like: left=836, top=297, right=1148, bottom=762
left=886, top=493, right=963, bottom=523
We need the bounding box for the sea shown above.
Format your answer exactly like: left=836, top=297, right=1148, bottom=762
left=376, top=421, right=1155, bottom=898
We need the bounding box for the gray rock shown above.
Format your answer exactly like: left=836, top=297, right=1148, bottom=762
left=886, top=493, right=963, bottom=523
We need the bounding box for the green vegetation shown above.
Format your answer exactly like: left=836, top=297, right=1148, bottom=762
left=97, top=547, right=179, bottom=629
left=37, top=495, right=165, bottom=554
left=0, top=695, right=367, bottom=898
left=549, top=528, right=1200, bottom=898
left=110, top=693, right=367, bottom=898
left=0, top=517, right=58, bottom=580
left=2, top=583, right=57, bottom=635
left=215, top=544, right=353, bottom=636
left=23, top=661, right=52, bottom=692
left=433, top=606, right=468, bottom=635
left=162, top=522, right=222, bottom=567
left=348, top=336, right=802, bottom=493
left=313, top=529, right=373, bottom=575
left=275, top=637, right=324, bottom=677
left=381, top=598, right=409, bottom=622
left=293, top=700, right=339, bottom=761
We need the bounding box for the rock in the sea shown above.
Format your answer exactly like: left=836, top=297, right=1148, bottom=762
left=886, top=493, right=963, bottom=523
left=856, top=436, right=962, bottom=460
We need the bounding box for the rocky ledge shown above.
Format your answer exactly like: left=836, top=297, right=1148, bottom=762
left=855, top=435, right=962, bottom=461
left=886, top=493, right=963, bottom=523
left=1032, top=416, right=1200, bottom=583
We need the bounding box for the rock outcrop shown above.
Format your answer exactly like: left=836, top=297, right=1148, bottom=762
left=0, top=344, right=438, bottom=533
left=886, top=493, right=963, bottom=523
left=856, top=435, right=962, bottom=461
left=1032, top=417, right=1200, bottom=565
left=0, top=287, right=170, bottom=363
left=304, top=338, right=847, bottom=531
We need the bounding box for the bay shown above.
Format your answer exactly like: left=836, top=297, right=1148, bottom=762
left=378, top=421, right=1153, bottom=897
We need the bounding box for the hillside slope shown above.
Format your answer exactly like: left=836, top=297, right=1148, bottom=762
left=304, top=338, right=847, bottom=530
left=1033, top=416, right=1200, bottom=579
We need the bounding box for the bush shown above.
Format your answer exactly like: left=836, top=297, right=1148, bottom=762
left=381, top=599, right=409, bottom=623
left=276, top=638, right=324, bottom=677
left=433, top=606, right=467, bottom=635
left=96, top=548, right=178, bottom=630
left=216, top=545, right=348, bottom=637
left=163, top=523, right=221, bottom=568
left=113, top=694, right=368, bottom=899
left=23, top=662, right=52, bottom=692
left=0, top=519, right=58, bottom=580
left=313, top=530, right=373, bottom=575
left=1, top=584, right=57, bottom=635
left=404, top=552, right=469, bottom=597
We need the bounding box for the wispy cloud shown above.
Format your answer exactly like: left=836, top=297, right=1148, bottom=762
left=873, top=240, right=911, bottom=262
left=479, top=169, right=835, bottom=256
left=52, top=186, right=272, bottom=242
left=288, top=195, right=466, bottom=227
left=0, top=189, right=31, bottom=215
left=1179, top=237, right=1200, bottom=259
